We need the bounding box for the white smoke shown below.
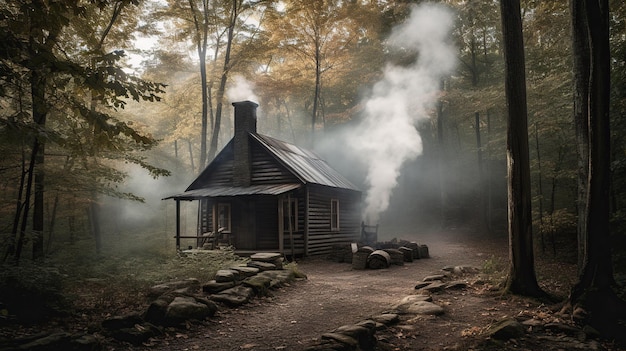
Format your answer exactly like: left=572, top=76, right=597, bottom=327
left=227, top=75, right=259, bottom=103
left=348, top=3, right=457, bottom=224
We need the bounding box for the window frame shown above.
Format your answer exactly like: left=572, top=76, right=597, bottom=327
left=216, top=203, right=231, bottom=233
left=281, top=197, right=298, bottom=232
left=330, top=199, right=340, bottom=231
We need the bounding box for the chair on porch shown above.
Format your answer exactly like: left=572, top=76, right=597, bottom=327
left=199, top=227, right=229, bottom=249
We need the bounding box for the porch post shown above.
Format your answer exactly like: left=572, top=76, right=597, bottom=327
left=175, top=199, right=181, bottom=250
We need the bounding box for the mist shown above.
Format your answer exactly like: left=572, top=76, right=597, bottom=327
left=345, top=3, right=457, bottom=224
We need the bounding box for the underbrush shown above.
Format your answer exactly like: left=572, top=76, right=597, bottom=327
left=1, top=246, right=248, bottom=324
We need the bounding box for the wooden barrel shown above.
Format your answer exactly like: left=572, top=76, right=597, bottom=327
left=418, top=244, right=430, bottom=258
left=383, top=248, right=405, bottom=265
left=367, top=250, right=391, bottom=269
left=406, top=242, right=421, bottom=259
left=352, top=252, right=369, bottom=270
left=399, top=246, right=414, bottom=262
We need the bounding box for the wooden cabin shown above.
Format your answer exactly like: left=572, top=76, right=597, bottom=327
left=165, top=101, right=362, bottom=256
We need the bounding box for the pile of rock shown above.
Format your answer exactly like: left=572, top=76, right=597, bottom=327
left=100, top=252, right=299, bottom=346
left=303, top=265, right=472, bottom=350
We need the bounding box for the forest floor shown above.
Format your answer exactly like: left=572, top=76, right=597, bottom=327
left=3, top=226, right=626, bottom=351
left=105, top=227, right=624, bottom=350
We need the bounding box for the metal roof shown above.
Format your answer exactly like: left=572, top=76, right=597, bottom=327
left=252, top=133, right=360, bottom=191
left=163, top=184, right=302, bottom=201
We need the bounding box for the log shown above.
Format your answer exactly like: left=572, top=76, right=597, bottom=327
left=367, top=250, right=390, bottom=269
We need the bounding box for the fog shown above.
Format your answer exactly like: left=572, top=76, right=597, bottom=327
left=317, top=3, right=457, bottom=237
left=98, top=3, right=472, bottom=250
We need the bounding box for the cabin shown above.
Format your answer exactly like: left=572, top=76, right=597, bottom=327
left=165, top=101, right=362, bottom=256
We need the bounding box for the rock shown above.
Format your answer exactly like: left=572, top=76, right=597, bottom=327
left=148, top=278, right=200, bottom=298
left=247, top=260, right=277, bottom=271
left=419, top=281, right=447, bottom=293
left=304, top=339, right=351, bottom=351
left=370, top=313, right=400, bottom=327
left=414, top=281, right=431, bottom=290
left=164, top=296, right=218, bottom=326
left=485, top=318, right=525, bottom=340
left=210, top=285, right=255, bottom=307
left=229, top=265, right=260, bottom=277
left=333, top=324, right=376, bottom=350
left=423, top=274, right=445, bottom=281
left=249, top=252, right=282, bottom=261
left=250, top=253, right=284, bottom=269
left=144, top=296, right=171, bottom=326
left=257, top=269, right=296, bottom=289
left=321, top=332, right=358, bottom=348
left=441, top=265, right=455, bottom=272
left=108, top=323, right=161, bottom=346
left=101, top=313, right=144, bottom=331
left=202, top=280, right=236, bottom=294
left=444, top=281, right=468, bottom=290
left=242, top=274, right=272, bottom=295
left=16, top=332, right=72, bottom=351
left=215, top=269, right=241, bottom=283
left=392, top=296, right=443, bottom=315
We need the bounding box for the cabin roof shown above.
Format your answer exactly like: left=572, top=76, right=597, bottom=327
left=252, top=133, right=359, bottom=191
left=163, top=183, right=301, bottom=200
left=166, top=132, right=359, bottom=201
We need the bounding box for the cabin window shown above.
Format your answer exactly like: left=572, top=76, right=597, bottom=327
left=217, top=203, right=231, bottom=232
left=331, top=199, right=339, bottom=231
left=282, top=198, right=298, bottom=232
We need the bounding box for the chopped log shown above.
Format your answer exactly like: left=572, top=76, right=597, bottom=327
left=399, top=247, right=414, bottom=262
left=367, top=250, right=391, bottom=269
left=383, top=248, right=404, bottom=265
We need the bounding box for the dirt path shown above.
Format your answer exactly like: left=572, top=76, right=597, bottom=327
left=140, top=230, right=506, bottom=351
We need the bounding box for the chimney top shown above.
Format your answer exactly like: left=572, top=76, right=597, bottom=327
left=232, top=100, right=259, bottom=108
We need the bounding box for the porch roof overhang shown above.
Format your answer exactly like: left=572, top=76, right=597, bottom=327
left=163, top=183, right=302, bottom=201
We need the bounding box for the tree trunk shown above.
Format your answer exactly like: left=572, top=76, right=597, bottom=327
left=189, top=0, right=210, bottom=169
left=570, top=0, right=590, bottom=274
left=30, top=66, right=47, bottom=261
left=534, top=122, right=545, bottom=252
left=567, top=0, right=626, bottom=338
left=500, top=0, right=544, bottom=297
left=208, top=0, right=237, bottom=161
left=437, top=79, right=447, bottom=228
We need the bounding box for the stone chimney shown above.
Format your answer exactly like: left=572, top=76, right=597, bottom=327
left=232, top=100, right=258, bottom=187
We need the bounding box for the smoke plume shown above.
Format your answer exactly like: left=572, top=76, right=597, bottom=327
left=227, top=75, right=259, bottom=103
left=348, top=3, right=456, bottom=224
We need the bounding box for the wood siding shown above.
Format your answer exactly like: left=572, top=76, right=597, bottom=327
left=250, top=142, right=300, bottom=184
left=306, top=185, right=361, bottom=256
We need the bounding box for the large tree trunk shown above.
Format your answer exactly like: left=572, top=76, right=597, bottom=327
left=189, top=0, right=210, bottom=169
left=208, top=0, right=237, bottom=161
left=566, top=0, right=626, bottom=339
left=571, top=0, right=590, bottom=273
left=500, top=0, right=544, bottom=297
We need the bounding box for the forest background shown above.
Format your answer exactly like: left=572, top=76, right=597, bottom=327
left=1, top=0, right=626, bottom=333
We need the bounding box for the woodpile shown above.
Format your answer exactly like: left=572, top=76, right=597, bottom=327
left=333, top=239, right=429, bottom=270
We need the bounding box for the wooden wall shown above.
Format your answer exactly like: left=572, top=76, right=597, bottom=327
left=306, top=185, right=362, bottom=256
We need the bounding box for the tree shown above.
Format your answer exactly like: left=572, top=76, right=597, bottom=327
left=0, top=0, right=167, bottom=263
left=499, top=0, right=545, bottom=297
left=565, top=0, right=626, bottom=339
left=265, top=0, right=375, bottom=144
